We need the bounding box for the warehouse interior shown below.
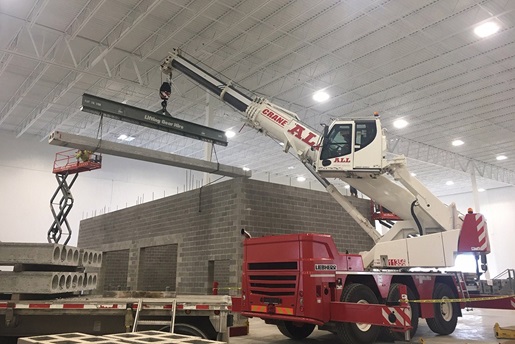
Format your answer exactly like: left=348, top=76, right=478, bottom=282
left=1, top=1, right=515, bottom=343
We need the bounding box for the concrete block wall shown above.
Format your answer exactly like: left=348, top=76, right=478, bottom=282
left=102, top=250, right=129, bottom=291
left=213, top=259, right=232, bottom=294
left=138, top=244, right=178, bottom=291
left=78, top=178, right=374, bottom=295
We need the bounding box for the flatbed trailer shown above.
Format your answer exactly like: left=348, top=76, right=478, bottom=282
left=0, top=294, right=233, bottom=343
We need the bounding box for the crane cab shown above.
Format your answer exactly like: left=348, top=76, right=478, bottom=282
left=315, top=118, right=387, bottom=176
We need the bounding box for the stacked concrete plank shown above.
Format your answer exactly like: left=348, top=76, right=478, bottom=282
left=0, top=271, right=97, bottom=294
left=0, top=242, right=101, bottom=295
left=0, top=243, right=80, bottom=266
left=18, top=330, right=223, bottom=343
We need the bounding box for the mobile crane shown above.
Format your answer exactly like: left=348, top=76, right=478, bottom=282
left=161, top=49, right=496, bottom=344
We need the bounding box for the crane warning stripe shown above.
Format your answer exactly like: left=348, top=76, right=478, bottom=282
left=251, top=305, right=267, bottom=313
left=275, top=307, right=294, bottom=315
left=382, top=307, right=411, bottom=326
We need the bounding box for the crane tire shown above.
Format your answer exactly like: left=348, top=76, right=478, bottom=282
left=426, top=283, right=459, bottom=335
left=337, top=283, right=380, bottom=344
left=277, top=321, right=315, bottom=339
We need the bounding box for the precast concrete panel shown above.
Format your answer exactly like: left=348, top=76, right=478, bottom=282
left=0, top=243, right=80, bottom=266
left=0, top=272, right=97, bottom=294
left=79, top=248, right=103, bottom=268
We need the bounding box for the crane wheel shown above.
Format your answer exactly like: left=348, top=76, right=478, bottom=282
left=337, top=283, right=380, bottom=344
left=277, top=321, right=315, bottom=339
left=426, top=283, right=459, bottom=335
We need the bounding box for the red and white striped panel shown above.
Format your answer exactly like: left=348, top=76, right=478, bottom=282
left=0, top=302, right=225, bottom=311
left=0, top=303, right=126, bottom=310
left=381, top=307, right=411, bottom=327
left=475, top=214, right=489, bottom=252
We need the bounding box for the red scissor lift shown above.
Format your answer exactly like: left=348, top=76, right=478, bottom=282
left=48, top=149, right=101, bottom=245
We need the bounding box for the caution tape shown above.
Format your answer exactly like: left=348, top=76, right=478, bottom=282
left=402, top=294, right=515, bottom=304
left=213, top=286, right=513, bottom=304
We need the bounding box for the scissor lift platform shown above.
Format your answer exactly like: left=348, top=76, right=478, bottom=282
left=52, top=149, right=101, bottom=174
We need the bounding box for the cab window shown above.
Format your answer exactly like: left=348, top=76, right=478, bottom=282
left=354, top=121, right=377, bottom=151
left=320, top=124, right=352, bottom=160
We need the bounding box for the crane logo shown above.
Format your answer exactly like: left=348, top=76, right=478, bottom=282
left=315, top=264, right=337, bottom=271
left=287, top=124, right=318, bottom=146
left=262, top=108, right=288, bottom=127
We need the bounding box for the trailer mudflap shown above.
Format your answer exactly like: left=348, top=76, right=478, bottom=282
left=230, top=297, right=242, bottom=312
left=4, top=303, right=17, bottom=328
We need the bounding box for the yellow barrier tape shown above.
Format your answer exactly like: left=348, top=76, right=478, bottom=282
left=213, top=286, right=513, bottom=304
left=403, top=294, right=515, bottom=304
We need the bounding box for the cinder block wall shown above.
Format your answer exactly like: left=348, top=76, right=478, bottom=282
left=78, top=178, right=374, bottom=294
left=138, top=244, right=178, bottom=291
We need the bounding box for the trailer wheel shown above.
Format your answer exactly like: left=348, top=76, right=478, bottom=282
left=385, top=283, right=419, bottom=341
left=277, top=321, right=315, bottom=339
left=173, top=323, right=209, bottom=338
left=426, top=283, right=459, bottom=335
left=337, top=283, right=380, bottom=344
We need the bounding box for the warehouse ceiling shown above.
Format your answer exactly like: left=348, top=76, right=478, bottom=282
left=1, top=0, right=514, bottom=197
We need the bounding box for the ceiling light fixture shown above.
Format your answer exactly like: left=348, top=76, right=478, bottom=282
left=452, top=139, right=464, bottom=146
left=478, top=188, right=486, bottom=192
left=296, top=176, right=306, bottom=182
left=410, top=172, right=417, bottom=177
left=287, top=166, right=295, bottom=170
left=474, top=21, right=500, bottom=38
left=446, top=181, right=454, bottom=186
left=496, top=155, right=507, bottom=161
left=242, top=167, right=250, bottom=171
left=225, top=130, right=236, bottom=138
left=393, top=119, right=408, bottom=129
left=313, top=90, right=330, bottom=102
left=344, top=185, right=350, bottom=189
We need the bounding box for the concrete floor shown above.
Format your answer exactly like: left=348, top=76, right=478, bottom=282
left=234, top=308, right=515, bottom=344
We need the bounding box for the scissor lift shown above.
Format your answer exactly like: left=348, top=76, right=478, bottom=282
left=48, top=149, right=101, bottom=245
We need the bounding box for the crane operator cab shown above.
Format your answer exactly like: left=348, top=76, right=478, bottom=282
left=316, top=118, right=388, bottom=176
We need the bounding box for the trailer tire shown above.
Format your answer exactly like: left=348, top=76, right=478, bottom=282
left=337, top=283, right=380, bottom=344
left=277, top=321, right=315, bottom=339
left=426, top=283, right=459, bottom=335
left=385, top=283, right=419, bottom=341
left=174, top=323, right=209, bottom=338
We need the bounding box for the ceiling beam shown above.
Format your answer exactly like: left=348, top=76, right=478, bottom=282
left=66, top=0, right=107, bottom=40
left=389, top=134, right=515, bottom=186
left=14, top=0, right=162, bottom=137
left=0, top=35, right=60, bottom=126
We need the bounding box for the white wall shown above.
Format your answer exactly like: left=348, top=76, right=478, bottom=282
left=0, top=132, right=198, bottom=246
left=440, top=187, right=515, bottom=277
